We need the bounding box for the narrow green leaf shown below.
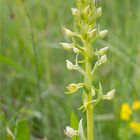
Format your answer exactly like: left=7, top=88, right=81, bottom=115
left=70, top=112, right=79, bottom=140
left=78, top=119, right=86, bottom=140
left=14, top=119, right=30, bottom=140
left=70, top=112, right=79, bottom=130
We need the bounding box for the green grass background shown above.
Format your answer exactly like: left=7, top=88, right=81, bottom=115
left=0, top=0, right=140, bottom=140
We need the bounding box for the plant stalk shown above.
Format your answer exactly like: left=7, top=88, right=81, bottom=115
left=84, top=40, right=94, bottom=140
left=86, top=94, right=94, bottom=140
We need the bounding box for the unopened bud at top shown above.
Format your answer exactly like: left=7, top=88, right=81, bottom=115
left=71, top=8, right=79, bottom=16
left=88, top=29, right=97, bottom=38
left=99, top=30, right=108, bottom=38
left=96, top=7, right=102, bottom=17
left=93, top=7, right=102, bottom=19
left=63, top=28, right=73, bottom=37
left=84, top=5, right=91, bottom=15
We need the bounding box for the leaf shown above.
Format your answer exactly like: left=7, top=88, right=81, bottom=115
left=78, top=119, right=86, bottom=140
left=14, top=119, right=30, bottom=140
left=70, top=112, right=79, bottom=140
left=70, top=112, right=79, bottom=129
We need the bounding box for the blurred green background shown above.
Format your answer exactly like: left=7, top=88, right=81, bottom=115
left=0, top=0, right=140, bottom=140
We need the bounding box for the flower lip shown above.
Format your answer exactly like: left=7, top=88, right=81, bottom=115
left=65, top=83, right=84, bottom=94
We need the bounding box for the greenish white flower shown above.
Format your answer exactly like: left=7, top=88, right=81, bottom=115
left=71, top=8, right=79, bottom=16
left=95, top=7, right=102, bottom=18
left=98, top=47, right=109, bottom=55
left=73, top=47, right=80, bottom=53
left=63, top=28, right=73, bottom=37
left=96, top=47, right=109, bottom=55
left=66, top=60, right=76, bottom=70
left=60, top=43, right=73, bottom=50
left=64, top=126, right=78, bottom=137
left=99, top=29, right=108, bottom=38
left=65, top=83, right=83, bottom=94
left=103, top=89, right=115, bottom=100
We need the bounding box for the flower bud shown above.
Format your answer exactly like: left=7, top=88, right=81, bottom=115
left=92, top=88, right=96, bottom=96
left=71, top=8, right=79, bottom=16
left=73, top=47, right=80, bottom=53
left=88, top=29, right=97, bottom=38
left=60, top=43, right=73, bottom=50
left=98, top=55, right=107, bottom=66
left=98, top=47, right=109, bottom=55
left=66, top=60, right=76, bottom=70
left=64, top=126, right=78, bottom=137
left=84, top=5, right=91, bottom=15
left=63, top=28, right=73, bottom=37
left=95, top=7, right=102, bottom=18
left=103, top=89, right=115, bottom=100
left=99, top=30, right=108, bottom=38
left=91, top=7, right=102, bottom=22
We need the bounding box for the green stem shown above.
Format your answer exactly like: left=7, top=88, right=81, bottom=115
left=86, top=94, right=94, bottom=140
left=84, top=40, right=94, bottom=140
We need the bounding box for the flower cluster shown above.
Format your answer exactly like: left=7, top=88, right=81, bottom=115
left=60, top=0, right=115, bottom=107
left=60, top=0, right=115, bottom=139
left=120, top=101, right=140, bottom=135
